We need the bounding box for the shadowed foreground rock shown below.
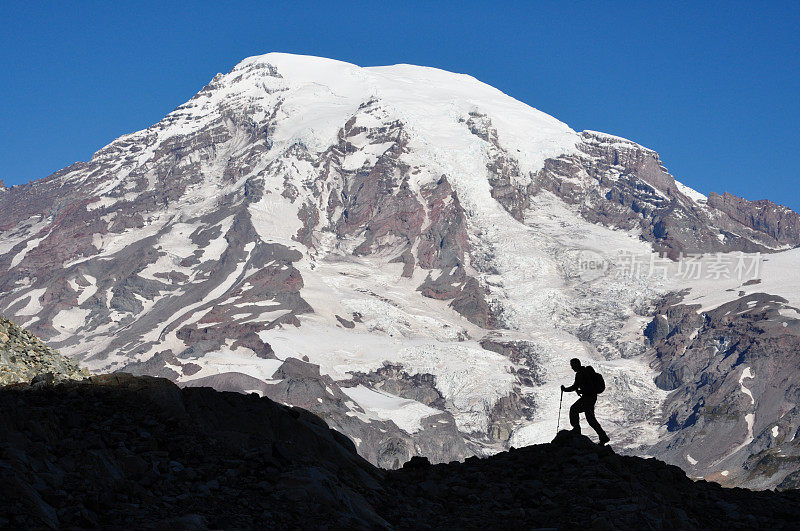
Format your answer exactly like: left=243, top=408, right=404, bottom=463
left=2, top=375, right=799, bottom=529
left=0, top=374, right=385, bottom=529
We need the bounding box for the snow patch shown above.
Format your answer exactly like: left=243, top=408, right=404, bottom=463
left=10, top=288, right=48, bottom=316
left=76, top=275, right=98, bottom=305
left=180, top=342, right=285, bottom=383
left=678, top=248, right=800, bottom=312
left=341, top=385, right=439, bottom=433
left=739, top=367, right=755, bottom=405
left=675, top=180, right=707, bottom=203
left=10, top=233, right=50, bottom=268
left=51, top=307, right=92, bottom=341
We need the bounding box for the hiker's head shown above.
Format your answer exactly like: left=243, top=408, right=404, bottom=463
left=570, top=358, right=581, bottom=372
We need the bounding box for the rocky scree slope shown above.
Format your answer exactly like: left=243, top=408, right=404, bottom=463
left=1, top=375, right=799, bottom=529
left=0, top=316, right=89, bottom=386
left=1, top=53, right=799, bottom=481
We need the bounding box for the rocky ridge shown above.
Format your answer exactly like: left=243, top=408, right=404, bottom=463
left=531, top=131, right=800, bottom=256
left=1, top=375, right=799, bottom=529
left=708, top=192, right=800, bottom=247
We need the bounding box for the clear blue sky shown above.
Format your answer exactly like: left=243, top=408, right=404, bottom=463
left=2, top=1, right=798, bottom=211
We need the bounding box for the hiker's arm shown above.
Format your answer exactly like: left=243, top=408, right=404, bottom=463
left=561, top=375, right=579, bottom=393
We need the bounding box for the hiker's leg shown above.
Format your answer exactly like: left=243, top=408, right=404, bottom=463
left=569, top=398, right=584, bottom=431
left=584, top=397, right=607, bottom=439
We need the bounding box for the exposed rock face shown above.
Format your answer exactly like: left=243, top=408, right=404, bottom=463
left=3, top=378, right=799, bottom=529
left=0, top=316, right=89, bottom=385
left=344, top=363, right=448, bottom=411
left=707, top=191, right=800, bottom=247
left=643, top=292, right=800, bottom=489
left=0, top=53, right=798, bottom=485
left=480, top=339, right=547, bottom=386
left=524, top=131, right=799, bottom=257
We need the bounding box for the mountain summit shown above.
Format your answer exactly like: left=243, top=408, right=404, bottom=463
left=1, top=53, right=798, bottom=487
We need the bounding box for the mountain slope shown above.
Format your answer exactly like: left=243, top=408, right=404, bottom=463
left=1, top=53, right=798, bottom=485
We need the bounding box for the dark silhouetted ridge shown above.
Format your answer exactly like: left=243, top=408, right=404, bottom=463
left=1, top=375, right=799, bottom=529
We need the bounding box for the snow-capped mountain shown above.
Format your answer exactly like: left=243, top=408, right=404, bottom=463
left=2, top=53, right=799, bottom=487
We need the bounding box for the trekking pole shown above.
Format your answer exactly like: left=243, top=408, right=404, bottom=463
left=556, top=388, right=563, bottom=435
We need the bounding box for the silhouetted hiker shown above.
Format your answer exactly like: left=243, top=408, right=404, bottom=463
left=561, top=358, right=610, bottom=445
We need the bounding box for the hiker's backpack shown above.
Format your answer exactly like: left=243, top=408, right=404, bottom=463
left=585, top=365, right=606, bottom=394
